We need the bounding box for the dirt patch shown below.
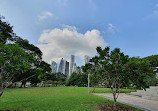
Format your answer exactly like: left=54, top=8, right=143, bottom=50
left=97, top=104, right=134, bottom=111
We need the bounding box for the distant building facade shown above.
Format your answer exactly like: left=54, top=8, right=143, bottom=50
left=50, top=60, right=57, bottom=73
left=84, top=55, right=90, bottom=66
left=72, top=63, right=77, bottom=73
left=69, top=55, right=75, bottom=78
left=65, top=61, right=69, bottom=77
left=57, top=58, right=64, bottom=73
left=56, top=58, right=70, bottom=78
left=51, top=55, right=78, bottom=78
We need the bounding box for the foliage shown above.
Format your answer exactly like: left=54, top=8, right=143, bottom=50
left=89, top=46, right=155, bottom=109
left=0, top=43, right=35, bottom=95
left=66, top=73, right=88, bottom=87
left=39, top=72, right=66, bottom=82
left=81, top=63, right=93, bottom=73
left=38, top=72, right=67, bottom=86
left=0, top=16, right=52, bottom=89
left=127, top=57, right=155, bottom=89
left=0, top=16, right=15, bottom=44
left=143, top=55, right=158, bottom=67
left=15, top=37, right=42, bottom=66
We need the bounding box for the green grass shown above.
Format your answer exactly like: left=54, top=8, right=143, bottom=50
left=0, top=87, right=140, bottom=111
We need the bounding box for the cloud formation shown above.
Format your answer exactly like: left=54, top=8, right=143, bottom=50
left=37, top=25, right=107, bottom=63
left=38, top=11, right=53, bottom=21
left=107, top=24, right=118, bottom=34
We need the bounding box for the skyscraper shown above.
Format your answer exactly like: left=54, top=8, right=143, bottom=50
left=56, top=58, right=69, bottom=78
left=50, top=60, right=57, bottom=73
left=65, top=61, right=69, bottom=77
left=68, top=55, right=75, bottom=78
left=72, top=63, right=78, bottom=73
left=62, top=59, right=66, bottom=74
left=84, top=55, right=90, bottom=66
left=56, top=58, right=64, bottom=73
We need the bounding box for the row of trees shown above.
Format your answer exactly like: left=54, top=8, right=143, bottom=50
left=39, top=72, right=67, bottom=86
left=66, top=53, right=158, bottom=89
left=65, top=73, right=88, bottom=87
left=0, top=16, right=52, bottom=97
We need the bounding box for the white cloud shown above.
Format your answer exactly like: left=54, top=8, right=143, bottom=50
left=37, top=25, right=107, bottom=64
left=38, top=11, right=53, bottom=21
left=104, top=23, right=118, bottom=34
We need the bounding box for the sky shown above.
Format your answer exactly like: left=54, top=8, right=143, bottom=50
left=0, top=0, right=158, bottom=66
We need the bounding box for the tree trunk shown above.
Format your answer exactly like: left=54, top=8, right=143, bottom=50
left=93, top=86, right=95, bottom=92
left=21, top=81, right=26, bottom=88
left=111, top=87, right=117, bottom=110
left=113, top=97, right=117, bottom=110
left=20, top=83, right=23, bottom=88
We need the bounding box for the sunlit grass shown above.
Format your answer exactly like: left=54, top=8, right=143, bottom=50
left=0, top=87, right=139, bottom=111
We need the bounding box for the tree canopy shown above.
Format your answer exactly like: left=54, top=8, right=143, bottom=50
left=0, top=15, right=51, bottom=96
left=143, top=55, right=158, bottom=67
left=89, top=46, right=155, bottom=109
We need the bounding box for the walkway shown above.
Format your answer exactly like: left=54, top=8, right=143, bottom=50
left=93, top=93, right=158, bottom=111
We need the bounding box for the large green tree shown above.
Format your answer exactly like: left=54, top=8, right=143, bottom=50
left=0, top=16, right=51, bottom=87
left=0, top=43, right=35, bottom=96
left=90, top=46, right=154, bottom=109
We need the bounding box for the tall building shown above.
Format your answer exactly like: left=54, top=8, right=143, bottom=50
left=56, top=58, right=64, bottom=73
left=84, top=55, right=90, bottom=66
left=72, top=63, right=77, bottom=73
left=56, top=58, right=69, bottom=78
left=68, top=55, right=75, bottom=78
left=50, top=60, right=57, bottom=73
left=65, top=61, right=69, bottom=77
left=62, top=59, right=66, bottom=74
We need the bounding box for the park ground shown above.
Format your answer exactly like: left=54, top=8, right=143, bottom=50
left=0, top=87, right=141, bottom=111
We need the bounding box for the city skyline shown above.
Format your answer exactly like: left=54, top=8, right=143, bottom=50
left=51, top=55, right=79, bottom=78
left=1, top=0, right=158, bottom=66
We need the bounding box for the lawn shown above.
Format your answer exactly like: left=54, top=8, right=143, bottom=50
left=0, top=87, right=139, bottom=111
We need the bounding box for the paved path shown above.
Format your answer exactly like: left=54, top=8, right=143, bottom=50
left=93, top=93, right=158, bottom=111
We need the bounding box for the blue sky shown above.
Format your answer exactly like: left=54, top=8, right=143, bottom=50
left=0, top=0, right=158, bottom=66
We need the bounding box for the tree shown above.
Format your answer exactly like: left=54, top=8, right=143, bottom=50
left=0, top=15, right=52, bottom=89
left=82, top=57, right=100, bottom=92
left=90, top=46, right=154, bottom=110
left=15, top=37, right=42, bottom=66
left=127, top=57, right=155, bottom=89
left=38, top=73, right=56, bottom=82
left=38, top=72, right=67, bottom=86
left=0, top=43, right=35, bottom=96
left=66, top=73, right=88, bottom=87
left=143, top=55, right=158, bottom=67
left=0, top=16, right=15, bottom=44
